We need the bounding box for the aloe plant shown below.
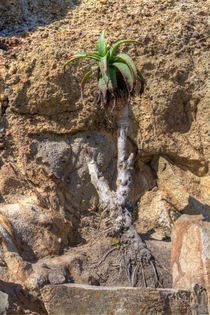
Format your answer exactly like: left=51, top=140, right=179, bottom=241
left=65, top=31, right=144, bottom=106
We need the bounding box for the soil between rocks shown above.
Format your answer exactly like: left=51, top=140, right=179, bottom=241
left=84, top=228, right=172, bottom=289
left=40, top=226, right=172, bottom=289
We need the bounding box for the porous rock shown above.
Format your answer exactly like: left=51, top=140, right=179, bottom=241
left=137, top=157, right=210, bottom=230
left=0, top=0, right=209, bottom=312
left=0, top=0, right=77, bottom=35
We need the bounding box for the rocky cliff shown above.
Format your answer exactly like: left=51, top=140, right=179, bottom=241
left=0, top=0, right=209, bottom=313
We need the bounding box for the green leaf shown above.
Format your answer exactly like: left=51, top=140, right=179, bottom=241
left=109, top=40, right=140, bottom=58
left=80, top=70, right=93, bottom=104
left=114, top=53, right=137, bottom=82
left=101, top=54, right=108, bottom=71
left=99, top=60, right=109, bottom=87
left=99, top=30, right=106, bottom=55
left=98, top=77, right=107, bottom=98
left=95, top=43, right=103, bottom=55
left=112, top=61, right=133, bottom=92
left=67, top=51, right=99, bottom=60
left=69, top=51, right=98, bottom=57
left=81, top=70, right=93, bottom=89
left=104, top=40, right=109, bottom=54
left=108, top=66, right=117, bottom=91
left=91, top=65, right=99, bottom=72
left=65, top=54, right=100, bottom=66
left=137, top=69, right=145, bottom=84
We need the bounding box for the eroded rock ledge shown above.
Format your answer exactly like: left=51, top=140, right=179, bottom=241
left=41, top=283, right=206, bottom=315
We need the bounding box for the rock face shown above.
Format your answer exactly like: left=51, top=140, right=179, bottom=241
left=0, top=0, right=209, bottom=313
left=0, top=291, right=8, bottom=315
left=41, top=283, right=194, bottom=315
left=0, top=0, right=77, bottom=35
left=0, top=0, right=209, bottom=231
left=171, top=214, right=210, bottom=312
left=137, top=157, right=210, bottom=231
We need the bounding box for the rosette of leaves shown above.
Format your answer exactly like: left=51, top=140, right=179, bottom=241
left=65, top=30, right=144, bottom=106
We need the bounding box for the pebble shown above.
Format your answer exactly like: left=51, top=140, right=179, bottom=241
left=192, top=32, right=200, bottom=38
left=8, top=64, right=17, bottom=75
left=48, top=272, right=66, bottom=285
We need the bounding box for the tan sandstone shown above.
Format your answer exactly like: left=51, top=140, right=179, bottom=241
left=171, top=214, right=210, bottom=312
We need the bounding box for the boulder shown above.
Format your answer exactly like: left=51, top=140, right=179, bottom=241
left=0, top=197, right=75, bottom=292
left=171, top=214, right=210, bottom=311
left=137, top=157, right=209, bottom=231
left=41, top=283, right=193, bottom=315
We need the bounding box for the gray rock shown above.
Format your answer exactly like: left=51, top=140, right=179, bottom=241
left=0, top=291, right=8, bottom=315
left=0, top=0, right=77, bottom=36
left=41, top=283, right=193, bottom=315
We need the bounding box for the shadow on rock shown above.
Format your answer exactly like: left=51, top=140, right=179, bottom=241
left=0, top=280, right=47, bottom=314
left=183, top=196, right=210, bottom=222
left=0, top=0, right=81, bottom=36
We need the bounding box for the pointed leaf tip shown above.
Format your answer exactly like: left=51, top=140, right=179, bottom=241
left=99, top=30, right=106, bottom=54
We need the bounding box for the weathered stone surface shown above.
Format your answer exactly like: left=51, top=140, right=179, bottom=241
left=0, top=0, right=209, bottom=313
left=0, top=198, right=74, bottom=261
left=0, top=197, right=75, bottom=295
left=171, top=214, right=210, bottom=311
left=137, top=157, right=210, bottom=231
left=191, top=284, right=209, bottom=315
left=1, top=10, right=208, bottom=232
left=0, top=291, right=8, bottom=315
left=41, top=283, right=193, bottom=315
left=0, top=0, right=77, bottom=35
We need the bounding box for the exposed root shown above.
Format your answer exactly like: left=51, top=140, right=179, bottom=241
left=116, top=228, right=158, bottom=287
left=141, top=262, right=147, bottom=287
left=100, top=209, right=159, bottom=287
left=150, top=259, right=159, bottom=285
left=97, top=247, right=118, bottom=267
left=131, top=262, right=140, bottom=287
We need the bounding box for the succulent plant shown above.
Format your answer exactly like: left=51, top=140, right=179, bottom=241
left=65, top=30, right=144, bottom=106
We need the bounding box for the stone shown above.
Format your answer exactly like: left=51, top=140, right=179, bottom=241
left=0, top=291, right=8, bottom=315
left=48, top=273, right=66, bottom=285
left=0, top=197, right=75, bottom=297
left=41, top=283, right=193, bottom=315
left=171, top=214, right=210, bottom=311
left=191, top=284, right=209, bottom=315
left=0, top=199, right=74, bottom=262
left=0, top=0, right=209, bottom=312
left=137, top=157, right=210, bottom=231
left=0, top=0, right=77, bottom=36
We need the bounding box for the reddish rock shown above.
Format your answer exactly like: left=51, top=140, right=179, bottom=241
left=171, top=214, right=210, bottom=310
